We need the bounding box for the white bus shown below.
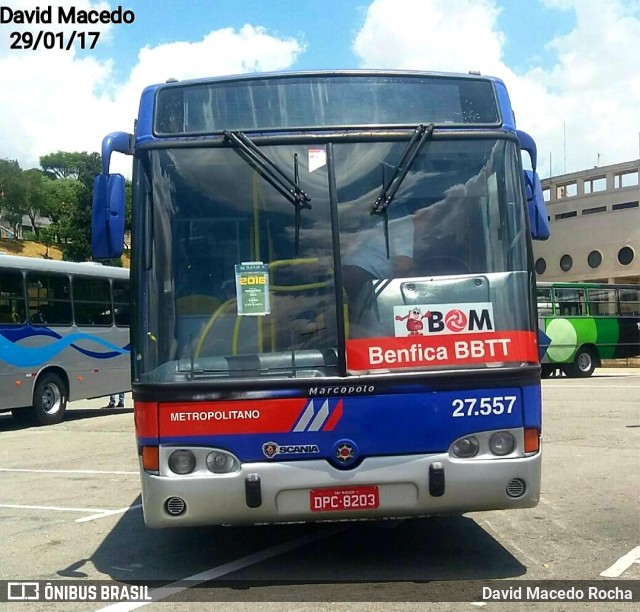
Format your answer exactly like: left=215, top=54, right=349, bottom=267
left=0, top=254, right=130, bottom=425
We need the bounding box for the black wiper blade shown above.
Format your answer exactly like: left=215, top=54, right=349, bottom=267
left=224, top=130, right=311, bottom=209
left=371, top=123, right=435, bottom=215
left=225, top=130, right=311, bottom=254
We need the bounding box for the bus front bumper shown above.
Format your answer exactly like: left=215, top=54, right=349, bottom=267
left=139, top=451, right=541, bottom=528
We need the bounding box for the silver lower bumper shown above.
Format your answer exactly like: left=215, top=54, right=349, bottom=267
left=140, top=452, right=541, bottom=528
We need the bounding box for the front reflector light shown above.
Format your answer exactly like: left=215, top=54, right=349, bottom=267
left=489, top=431, right=515, bottom=456
left=206, top=451, right=238, bottom=474
left=452, top=436, right=479, bottom=458
left=168, top=450, right=196, bottom=474
left=524, top=428, right=540, bottom=453
left=142, top=446, right=159, bottom=472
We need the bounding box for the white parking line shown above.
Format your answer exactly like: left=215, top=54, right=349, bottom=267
left=0, top=468, right=138, bottom=475
left=0, top=502, right=142, bottom=523
left=96, top=524, right=348, bottom=612
left=76, top=504, right=142, bottom=523
left=600, top=546, right=640, bottom=577
left=0, top=503, right=109, bottom=514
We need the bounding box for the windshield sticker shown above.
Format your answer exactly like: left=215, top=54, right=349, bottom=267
left=394, top=303, right=494, bottom=337
left=308, top=147, right=326, bottom=172
left=235, top=262, right=270, bottom=316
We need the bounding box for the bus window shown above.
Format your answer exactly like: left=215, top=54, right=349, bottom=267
left=113, top=279, right=130, bottom=327
left=553, top=288, right=586, bottom=316
left=0, top=270, right=26, bottom=324
left=536, top=287, right=553, bottom=316
left=27, top=272, right=72, bottom=325
left=619, top=288, right=640, bottom=316
left=73, top=276, right=112, bottom=326
left=588, top=288, right=618, bottom=316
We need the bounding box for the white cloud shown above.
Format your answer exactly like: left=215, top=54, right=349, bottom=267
left=353, top=0, right=505, bottom=75
left=0, top=3, right=303, bottom=173
left=2, top=0, right=638, bottom=181
left=0, top=1, right=115, bottom=167
left=353, top=0, right=640, bottom=177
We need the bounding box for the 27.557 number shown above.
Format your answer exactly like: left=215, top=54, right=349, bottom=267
left=451, top=396, right=517, bottom=417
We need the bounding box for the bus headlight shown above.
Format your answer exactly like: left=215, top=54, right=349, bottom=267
left=452, top=436, right=479, bottom=458
left=168, top=450, right=196, bottom=474
left=206, top=450, right=239, bottom=474
left=489, top=431, right=515, bottom=456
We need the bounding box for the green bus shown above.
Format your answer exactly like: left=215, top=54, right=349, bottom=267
left=537, top=282, right=640, bottom=377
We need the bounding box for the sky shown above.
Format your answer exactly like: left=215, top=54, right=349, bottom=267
left=0, top=0, right=639, bottom=179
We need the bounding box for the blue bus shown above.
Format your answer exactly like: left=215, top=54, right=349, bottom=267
left=0, top=254, right=130, bottom=425
left=93, top=70, right=549, bottom=527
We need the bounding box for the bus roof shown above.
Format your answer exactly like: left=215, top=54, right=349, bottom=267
left=136, top=69, right=515, bottom=142
left=143, top=68, right=508, bottom=92
left=0, top=253, right=129, bottom=279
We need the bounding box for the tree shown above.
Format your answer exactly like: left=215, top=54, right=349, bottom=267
left=58, top=179, right=92, bottom=262
left=37, top=152, right=102, bottom=261
left=2, top=151, right=129, bottom=264
left=39, top=151, right=101, bottom=187
left=38, top=225, right=56, bottom=259
left=22, top=169, right=48, bottom=238
left=40, top=178, right=85, bottom=242
left=0, top=159, right=26, bottom=237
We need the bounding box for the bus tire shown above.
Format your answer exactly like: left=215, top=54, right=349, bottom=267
left=32, top=372, right=67, bottom=425
left=567, top=347, right=596, bottom=378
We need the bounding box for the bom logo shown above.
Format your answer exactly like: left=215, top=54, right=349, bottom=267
left=394, top=302, right=494, bottom=336
left=444, top=309, right=467, bottom=332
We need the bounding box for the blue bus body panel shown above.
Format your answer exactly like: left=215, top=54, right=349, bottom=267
left=149, top=383, right=541, bottom=463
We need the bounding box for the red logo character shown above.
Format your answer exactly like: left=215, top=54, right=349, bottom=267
left=445, top=309, right=468, bottom=332
left=395, top=307, right=431, bottom=336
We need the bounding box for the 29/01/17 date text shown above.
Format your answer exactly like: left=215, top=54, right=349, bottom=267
left=10, top=31, right=100, bottom=50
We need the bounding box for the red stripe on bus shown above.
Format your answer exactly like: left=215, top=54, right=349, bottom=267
left=158, top=398, right=309, bottom=436
left=322, top=400, right=343, bottom=431
left=134, top=401, right=159, bottom=438
left=346, top=331, right=538, bottom=371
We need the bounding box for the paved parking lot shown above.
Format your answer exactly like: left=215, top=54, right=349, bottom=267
left=1, top=371, right=638, bottom=610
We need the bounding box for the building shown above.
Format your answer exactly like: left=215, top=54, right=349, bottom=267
left=533, top=159, right=639, bottom=284
left=0, top=214, right=51, bottom=239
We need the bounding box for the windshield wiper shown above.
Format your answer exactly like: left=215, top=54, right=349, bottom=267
left=371, top=123, right=435, bottom=215
left=370, top=123, right=435, bottom=258
left=224, top=130, right=311, bottom=254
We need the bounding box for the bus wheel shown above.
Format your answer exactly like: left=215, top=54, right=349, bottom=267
left=567, top=347, right=596, bottom=378
left=32, top=373, right=67, bottom=425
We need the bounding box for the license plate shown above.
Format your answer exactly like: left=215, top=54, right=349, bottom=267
left=310, top=485, right=379, bottom=512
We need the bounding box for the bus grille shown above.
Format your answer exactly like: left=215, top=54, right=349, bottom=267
left=165, top=497, right=186, bottom=516
left=506, top=478, right=526, bottom=498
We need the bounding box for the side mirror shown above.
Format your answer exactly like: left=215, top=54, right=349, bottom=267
left=92, top=174, right=126, bottom=259
left=517, top=130, right=550, bottom=241
left=524, top=169, right=550, bottom=240
left=91, top=131, right=133, bottom=259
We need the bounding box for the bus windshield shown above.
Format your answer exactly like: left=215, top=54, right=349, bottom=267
left=136, top=135, right=531, bottom=382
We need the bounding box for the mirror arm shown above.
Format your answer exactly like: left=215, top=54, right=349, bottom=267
left=101, top=132, right=134, bottom=174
